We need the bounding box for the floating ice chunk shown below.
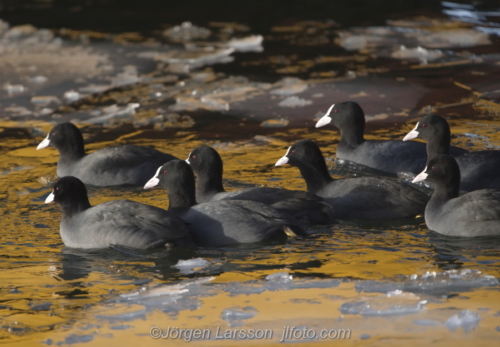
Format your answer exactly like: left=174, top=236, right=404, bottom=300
left=225, top=282, right=266, bottom=295
left=271, top=77, right=308, bottom=95
left=4, top=24, right=38, bottom=39
left=278, top=96, right=312, bottom=108
left=27, top=75, right=47, bottom=84
left=391, top=46, right=444, bottom=63
left=476, top=26, right=500, bottom=36
left=88, top=103, right=140, bottom=124
left=340, top=291, right=426, bottom=316
left=266, top=272, right=293, bottom=282
left=120, top=277, right=214, bottom=301
left=336, top=32, right=398, bottom=51
left=413, top=319, right=440, bottom=326
left=30, top=96, right=60, bottom=105
left=96, top=307, right=147, bottom=322
left=417, top=29, right=490, bottom=48
left=79, top=85, right=111, bottom=94
left=265, top=272, right=293, bottom=290
left=0, top=19, right=9, bottom=34
left=112, top=65, right=141, bottom=87
left=163, top=22, right=211, bottom=42
left=170, top=96, right=229, bottom=112
left=173, top=258, right=209, bottom=274
left=227, top=35, right=264, bottom=52
left=445, top=310, right=480, bottom=332
left=4, top=106, right=32, bottom=116
left=3, top=84, right=25, bottom=95
left=222, top=306, right=258, bottom=326
left=356, top=269, right=499, bottom=295
left=64, top=90, right=82, bottom=102
left=157, top=47, right=235, bottom=71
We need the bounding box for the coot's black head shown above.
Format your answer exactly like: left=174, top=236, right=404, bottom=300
left=37, top=122, right=85, bottom=157
left=45, top=176, right=91, bottom=215
left=144, top=160, right=197, bottom=208
left=315, top=101, right=365, bottom=128
left=403, top=114, right=450, bottom=143
left=275, top=139, right=333, bottom=193
left=412, top=154, right=460, bottom=188
left=275, top=139, right=325, bottom=168
left=186, top=145, right=223, bottom=177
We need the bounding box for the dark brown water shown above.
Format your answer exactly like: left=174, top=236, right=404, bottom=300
left=1, top=1, right=500, bottom=346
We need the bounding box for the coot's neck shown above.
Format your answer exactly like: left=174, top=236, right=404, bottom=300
left=56, top=136, right=86, bottom=163
left=294, top=158, right=334, bottom=194
left=195, top=167, right=225, bottom=203
left=60, top=198, right=91, bottom=219
left=165, top=183, right=197, bottom=209
left=338, top=115, right=365, bottom=148
left=425, top=130, right=451, bottom=160
left=429, top=178, right=460, bottom=206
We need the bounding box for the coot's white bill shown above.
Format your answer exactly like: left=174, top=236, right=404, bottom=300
left=412, top=166, right=428, bottom=183
left=275, top=146, right=291, bottom=166
left=315, top=104, right=335, bottom=128
left=403, top=122, right=420, bottom=141
left=37, top=134, right=51, bottom=150
left=45, top=191, right=55, bottom=203
left=185, top=151, right=191, bottom=164
left=144, top=166, right=162, bottom=189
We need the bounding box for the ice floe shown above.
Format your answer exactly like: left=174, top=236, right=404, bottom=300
left=340, top=290, right=427, bottom=316
left=356, top=269, right=499, bottom=295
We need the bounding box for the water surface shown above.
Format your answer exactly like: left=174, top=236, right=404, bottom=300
left=1, top=1, right=500, bottom=345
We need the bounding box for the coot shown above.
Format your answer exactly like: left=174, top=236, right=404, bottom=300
left=412, top=154, right=500, bottom=236
left=404, top=114, right=500, bottom=191
left=186, top=145, right=336, bottom=224
left=37, top=122, right=177, bottom=186
left=45, top=176, right=193, bottom=249
left=275, top=139, right=429, bottom=219
left=144, top=160, right=307, bottom=247
left=315, top=101, right=463, bottom=175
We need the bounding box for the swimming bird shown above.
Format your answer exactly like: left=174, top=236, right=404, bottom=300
left=36, top=122, right=177, bottom=186
left=315, top=101, right=464, bottom=175
left=45, top=176, right=193, bottom=249
left=412, top=154, right=500, bottom=236
left=186, top=145, right=336, bottom=224
left=275, top=139, right=429, bottom=219
left=404, top=114, right=500, bottom=191
left=144, top=160, right=307, bottom=247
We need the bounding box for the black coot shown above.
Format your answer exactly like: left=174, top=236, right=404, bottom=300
left=275, top=139, right=429, bottom=219
left=315, top=101, right=463, bottom=175
left=412, top=154, right=500, bottom=237
left=186, top=145, right=336, bottom=224
left=404, top=114, right=500, bottom=191
left=45, top=176, right=193, bottom=249
left=37, top=122, right=177, bottom=186
left=144, top=160, right=307, bottom=247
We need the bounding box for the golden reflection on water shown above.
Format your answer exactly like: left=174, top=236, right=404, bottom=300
left=1, top=118, right=500, bottom=346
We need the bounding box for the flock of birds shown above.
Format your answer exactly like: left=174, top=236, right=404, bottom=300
left=37, top=101, right=500, bottom=249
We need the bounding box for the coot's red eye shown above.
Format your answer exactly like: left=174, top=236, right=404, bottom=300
left=431, top=167, right=436, bottom=170
left=291, top=150, right=296, bottom=154
left=55, top=187, right=59, bottom=191
left=422, top=124, right=427, bottom=128
left=162, top=171, right=168, bottom=174
left=191, top=155, right=196, bottom=159
left=334, top=109, right=339, bottom=113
